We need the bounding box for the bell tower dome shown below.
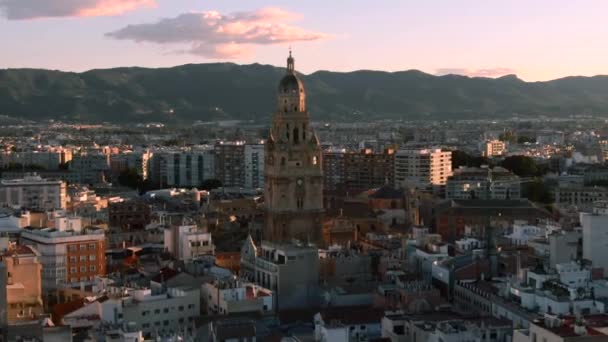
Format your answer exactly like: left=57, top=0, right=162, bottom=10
left=277, top=50, right=306, bottom=113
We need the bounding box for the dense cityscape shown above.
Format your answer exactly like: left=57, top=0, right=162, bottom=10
left=4, top=1, right=608, bottom=342
left=1, top=51, right=608, bottom=341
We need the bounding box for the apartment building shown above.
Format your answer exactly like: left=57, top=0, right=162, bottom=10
left=484, top=139, right=507, bottom=157
left=394, top=149, right=452, bottom=189
left=0, top=241, right=44, bottom=324
left=0, top=174, right=67, bottom=210
left=323, top=148, right=395, bottom=193
left=214, top=141, right=246, bottom=188
left=446, top=166, right=521, bottom=200
left=121, top=286, right=200, bottom=337
left=244, top=143, right=265, bottom=189
left=164, top=225, right=214, bottom=261
left=202, top=278, right=273, bottom=315
left=241, top=237, right=320, bottom=309
left=20, top=227, right=106, bottom=294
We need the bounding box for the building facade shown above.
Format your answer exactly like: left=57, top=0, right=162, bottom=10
left=394, top=149, right=452, bottom=189
left=244, top=144, right=265, bottom=189
left=446, top=166, right=521, bottom=200
left=0, top=174, right=67, bottom=210
left=20, top=227, right=106, bottom=295
left=580, top=202, right=608, bottom=274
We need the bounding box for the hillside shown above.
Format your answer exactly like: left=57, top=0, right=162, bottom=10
left=1, top=63, right=607, bottom=123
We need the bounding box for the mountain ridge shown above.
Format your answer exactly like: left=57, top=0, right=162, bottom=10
left=1, top=62, right=607, bottom=123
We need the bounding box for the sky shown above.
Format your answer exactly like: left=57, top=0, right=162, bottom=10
left=0, top=0, right=607, bottom=81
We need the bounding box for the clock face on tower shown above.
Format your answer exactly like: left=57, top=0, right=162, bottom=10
left=296, top=178, right=303, bottom=186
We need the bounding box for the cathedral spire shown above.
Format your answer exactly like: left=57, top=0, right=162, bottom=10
left=287, top=48, right=295, bottom=74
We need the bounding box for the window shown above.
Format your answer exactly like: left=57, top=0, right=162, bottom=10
left=142, top=323, right=150, bottom=328
left=70, top=267, right=76, bottom=273
left=178, top=306, right=184, bottom=312
left=89, top=243, right=96, bottom=250
left=80, top=244, right=86, bottom=251
left=163, top=308, right=169, bottom=313
left=187, top=304, right=194, bottom=309
left=80, top=255, right=87, bottom=261
left=90, top=266, right=96, bottom=272
left=69, top=256, right=76, bottom=263
left=71, top=277, right=77, bottom=283
left=142, top=311, right=149, bottom=317
left=80, top=266, right=86, bottom=272
left=68, top=245, right=77, bottom=252
left=89, top=255, right=96, bottom=261
left=163, top=320, right=169, bottom=326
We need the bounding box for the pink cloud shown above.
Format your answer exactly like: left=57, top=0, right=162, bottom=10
left=0, top=0, right=156, bottom=20
left=106, top=7, right=329, bottom=59
left=435, top=67, right=517, bottom=78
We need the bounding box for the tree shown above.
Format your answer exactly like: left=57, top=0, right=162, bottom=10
left=200, top=179, right=222, bottom=191
left=118, top=168, right=143, bottom=189
left=522, top=179, right=553, bottom=204
left=451, top=150, right=491, bottom=169
left=500, top=155, right=540, bottom=177
left=499, top=131, right=516, bottom=143
left=517, top=136, right=536, bottom=144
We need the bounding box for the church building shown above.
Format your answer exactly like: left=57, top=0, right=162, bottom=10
left=264, top=51, right=324, bottom=244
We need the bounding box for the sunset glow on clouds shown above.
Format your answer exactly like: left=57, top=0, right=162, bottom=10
left=105, top=7, right=329, bottom=58
left=0, top=0, right=156, bottom=19
left=435, top=68, right=517, bottom=78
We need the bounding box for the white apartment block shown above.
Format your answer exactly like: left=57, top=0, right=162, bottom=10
left=0, top=174, right=67, bottom=210
left=121, top=287, right=200, bottom=337
left=244, top=144, right=265, bottom=189
left=241, top=237, right=320, bottom=309
left=580, top=201, right=608, bottom=274
left=202, top=279, right=273, bottom=315
left=20, top=227, right=106, bottom=293
left=394, top=149, right=452, bottom=189
left=164, top=225, right=214, bottom=261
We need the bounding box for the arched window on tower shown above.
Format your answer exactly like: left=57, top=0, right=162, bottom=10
left=281, top=157, right=286, bottom=166
left=312, top=156, right=318, bottom=165
left=293, top=128, right=299, bottom=144
left=303, top=124, right=306, bottom=141
left=294, top=106, right=298, bottom=112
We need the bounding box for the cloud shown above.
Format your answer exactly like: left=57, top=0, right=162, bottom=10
left=0, top=0, right=156, bottom=19
left=436, top=67, right=516, bottom=78
left=106, top=7, right=329, bottom=58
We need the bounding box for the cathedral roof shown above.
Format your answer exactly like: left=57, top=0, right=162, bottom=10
left=279, top=74, right=304, bottom=93
left=278, top=49, right=305, bottom=94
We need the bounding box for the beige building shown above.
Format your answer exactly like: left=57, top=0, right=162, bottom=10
left=0, top=239, right=44, bottom=324
left=264, top=52, right=324, bottom=243
left=394, top=148, right=452, bottom=189
left=484, top=139, right=507, bottom=157
left=0, top=174, right=67, bottom=210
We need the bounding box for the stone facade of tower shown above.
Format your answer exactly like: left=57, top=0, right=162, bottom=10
left=264, top=52, right=324, bottom=244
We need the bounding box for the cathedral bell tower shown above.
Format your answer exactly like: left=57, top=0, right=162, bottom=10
left=264, top=51, right=324, bottom=244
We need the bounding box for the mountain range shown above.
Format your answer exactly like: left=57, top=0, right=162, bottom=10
left=1, top=63, right=608, bottom=123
